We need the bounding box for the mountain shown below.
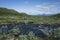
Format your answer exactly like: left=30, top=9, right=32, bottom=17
left=36, top=14, right=55, bottom=16
left=0, top=7, right=60, bottom=24
left=0, top=7, right=28, bottom=16
left=35, top=13, right=60, bottom=16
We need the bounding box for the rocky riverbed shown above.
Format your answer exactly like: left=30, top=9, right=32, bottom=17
left=0, top=23, right=60, bottom=40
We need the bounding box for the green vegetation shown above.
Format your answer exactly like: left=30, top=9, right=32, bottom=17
left=0, top=31, right=43, bottom=40
left=0, top=7, right=60, bottom=24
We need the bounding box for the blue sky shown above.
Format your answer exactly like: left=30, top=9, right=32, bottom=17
left=0, top=0, right=60, bottom=15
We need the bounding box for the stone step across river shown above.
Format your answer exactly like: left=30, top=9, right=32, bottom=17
left=0, top=23, right=60, bottom=38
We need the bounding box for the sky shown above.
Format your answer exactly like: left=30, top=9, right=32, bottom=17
left=0, top=0, right=60, bottom=15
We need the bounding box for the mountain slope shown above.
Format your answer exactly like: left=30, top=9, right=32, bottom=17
left=0, top=7, right=28, bottom=23
left=0, top=7, right=28, bottom=16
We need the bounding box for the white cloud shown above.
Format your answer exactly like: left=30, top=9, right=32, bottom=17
left=35, top=2, right=60, bottom=14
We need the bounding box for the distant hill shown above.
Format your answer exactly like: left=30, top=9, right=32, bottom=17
left=0, top=7, right=60, bottom=24
left=0, top=7, right=27, bottom=16
left=52, top=14, right=60, bottom=17
left=36, top=14, right=54, bottom=16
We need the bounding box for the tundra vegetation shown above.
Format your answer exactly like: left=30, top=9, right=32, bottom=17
left=0, top=7, right=60, bottom=40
